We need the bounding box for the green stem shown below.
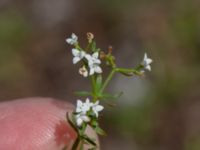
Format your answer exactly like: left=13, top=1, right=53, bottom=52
left=79, top=141, right=84, bottom=150
left=100, top=69, right=116, bottom=94
left=72, top=137, right=81, bottom=150
left=75, top=43, right=82, bottom=50
left=72, top=124, right=87, bottom=150
left=115, top=67, right=142, bottom=75
left=90, top=75, right=97, bottom=101
left=91, top=76, right=96, bottom=92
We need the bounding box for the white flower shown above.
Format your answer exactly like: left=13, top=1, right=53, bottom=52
left=75, top=98, right=92, bottom=127
left=88, top=63, right=102, bottom=75
left=91, top=101, right=104, bottom=118
left=79, top=66, right=88, bottom=77
left=72, top=48, right=86, bottom=64
left=85, top=52, right=102, bottom=75
left=141, top=53, right=153, bottom=71
left=66, top=33, right=78, bottom=45
left=76, top=113, right=90, bottom=127
left=74, top=99, right=104, bottom=126
left=85, top=52, right=101, bottom=65
left=75, top=98, right=92, bottom=114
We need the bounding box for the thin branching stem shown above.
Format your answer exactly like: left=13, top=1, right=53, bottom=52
left=100, top=69, right=116, bottom=94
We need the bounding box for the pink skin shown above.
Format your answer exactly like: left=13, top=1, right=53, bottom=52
left=0, top=97, right=97, bottom=150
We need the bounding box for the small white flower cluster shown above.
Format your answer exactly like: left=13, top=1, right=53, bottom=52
left=141, top=53, right=153, bottom=72
left=66, top=33, right=102, bottom=77
left=66, top=33, right=78, bottom=45
left=75, top=98, right=104, bottom=127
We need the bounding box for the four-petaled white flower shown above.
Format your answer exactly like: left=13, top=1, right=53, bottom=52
left=76, top=98, right=91, bottom=114
left=85, top=52, right=102, bottom=75
left=72, top=48, right=86, bottom=64
left=76, top=113, right=90, bottom=127
left=66, top=33, right=78, bottom=45
left=75, top=98, right=104, bottom=126
left=79, top=66, right=88, bottom=77
left=141, top=53, right=153, bottom=71
left=91, top=101, right=104, bottom=118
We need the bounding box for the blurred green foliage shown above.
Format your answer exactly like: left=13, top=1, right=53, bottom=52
left=0, top=10, right=31, bottom=98
left=185, top=137, right=200, bottom=150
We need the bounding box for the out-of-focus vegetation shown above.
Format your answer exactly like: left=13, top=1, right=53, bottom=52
left=1, top=0, right=200, bottom=149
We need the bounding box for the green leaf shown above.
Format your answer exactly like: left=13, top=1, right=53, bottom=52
left=119, top=71, right=135, bottom=76
left=74, top=91, right=92, bottom=97
left=82, top=135, right=97, bottom=146
left=117, top=68, right=142, bottom=76
left=91, top=41, right=96, bottom=52
left=78, top=123, right=87, bottom=136
left=91, top=120, right=98, bottom=128
left=95, top=75, right=102, bottom=92
left=94, top=126, right=107, bottom=136
left=66, top=112, right=78, bottom=133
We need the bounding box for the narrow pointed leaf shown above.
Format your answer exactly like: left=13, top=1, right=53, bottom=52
left=119, top=71, right=134, bottom=76
left=82, top=135, right=97, bottom=146
left=91, top=120, right=98, bottom=128
left=118, top=68, right=142, bottom=76
left=66, top=112, right=78, bottom=133
left=94, top=126, right=107, bottom=136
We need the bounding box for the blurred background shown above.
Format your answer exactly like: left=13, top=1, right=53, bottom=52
left=1, top=0, right=200, bottom=149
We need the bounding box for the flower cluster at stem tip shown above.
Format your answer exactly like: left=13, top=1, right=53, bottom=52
left=65, top=32, right=153, bottom=149
left=66, top=33, right=102, bottom=77
left=75, top=98, right=104, bottom=127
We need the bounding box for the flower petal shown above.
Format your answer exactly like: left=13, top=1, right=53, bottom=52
left=146, top=58, right=153, bottom=65
left=94, top=66, right=102, bottom=74
left=145, top=65, right=151, bottom=71
left=94, top=110, right=99, bottom=117
left=89, top=68, right=95, bottom=75
left=85, top=98, right=91, bottom=105
left=73, top=57, right=81, bottom=64
left=94, top=101, right=99, bottom=105
left=144, top=53, right=147, bottom=60
left=94, top=59, right=101, bottom=64
left=66, top=38, right=72, bottom=44
left=76, top=117, right=83, bottom=126
left=82, top=105, right=90, bottom=113
left=85, top=54, right=92, bottom=61
left=92, top=52, right=99, bottom=59
left=95, top=105, right=104, bottom=112
left=72, top=48, right=79, bottom=56
left=79, top=51, right=86, bottom=58
left=72, top=33, right=78, bottom=41
left=77, top=100, right=82, bottom=107
left=82, top=116, right=90, bottom=122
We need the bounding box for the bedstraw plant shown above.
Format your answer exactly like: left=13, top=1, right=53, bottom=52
left=65, top=32, right=153, bottom=150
